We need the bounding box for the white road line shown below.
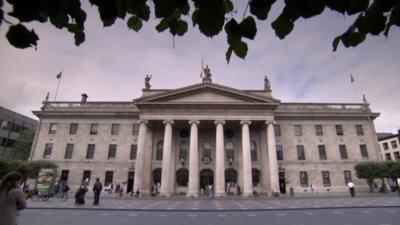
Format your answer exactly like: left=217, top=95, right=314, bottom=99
left=42, top=212, right=51, bottom=215
left=188, top=214, right=198, bottom=217
left=218, top=214, right=227, bottom=217
left=361, top=210, right=370, bottom=214
left=99, top=213, right=108, bottom=216
left=306, top=212, right=314, bottom=216
left=129, top=214, right=137, bottom=217
left=248, top=214, right=256, bottom=217
left=333, top=211, right=342, bottom=214
left=71, top=212, right=80, bottom=215
left=277, top=213, right=286, bottom=216
left=159, top=214, right=167, bottom=217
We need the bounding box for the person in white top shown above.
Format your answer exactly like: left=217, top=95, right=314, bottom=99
left=347, top=181, right=355, bottom=197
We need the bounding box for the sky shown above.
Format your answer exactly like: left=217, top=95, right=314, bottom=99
left=0, top=1, right=399, bottom=133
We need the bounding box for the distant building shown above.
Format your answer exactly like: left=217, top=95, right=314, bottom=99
left=378, top=130, right=400, bottom=161
left=0, top=106, right=37, bottom=159
left=30, top=68, right=382, bottom=196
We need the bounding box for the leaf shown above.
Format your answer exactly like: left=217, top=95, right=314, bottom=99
left=127, top=16, right=142, bottom=32
left=175, top=20, right=188, bottom=36
left=249, top=0, right=276, bottom=20
left=365, top=7, right=386, bottom=35
left=326, top=0, right=347, bottom=14
left=240, top=16, right=257, bottom=40
left=225, top=47, right=233, bottom=63
left=340, top=31, right=366, bottom=48
left=6, top=24, right=39, bottom=49
left=154, top=0, right=189, bottom=18
left=347, top=0, right=369, bottom=15
left=7, top=0, right=41, bottom=22
left=155, top=17, right=170, bottom=32
left=50, top=13, right=69, bottom=29
left=384, top=3, right=400, bottom=36
left=195, top=7, right=225, bottom=37
left=332, top=35, right=341, bottom=51
left=233, top=40, right=248, bottom=58
left=74, top=31, right=85, bottom=46
left=271, top=15, right=294, bottom=39
left=223, top=0, right=234, bottom=12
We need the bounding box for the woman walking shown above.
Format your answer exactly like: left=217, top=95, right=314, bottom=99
left=0, top=171, right=27, bottom=225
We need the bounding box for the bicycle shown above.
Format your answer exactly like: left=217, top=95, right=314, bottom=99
left=31, top=191, right=50, bottom=201
left=55, top=191, right=69, bottom=201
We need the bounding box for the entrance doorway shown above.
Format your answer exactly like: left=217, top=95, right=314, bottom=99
left=127, top=172, right=134, bottom=193
left=200, top=169, right=213, bottom=191
left=279, top=171, right=286, bottom=194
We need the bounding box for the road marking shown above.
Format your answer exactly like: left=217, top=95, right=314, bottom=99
left=188, top=214, right=198, bottom=217
left=306, top=212, right=314, bottom=216
left=386, top=210, right=397, bottom=213
left=333, top=211, right=342, bottom=214
left=248, top=214, right=256, bottom=217
left=42, top=212, right=51, bottom=215
left=277, top=213, right=286, bottom=216
left=100, top=213, right=108, bottom=216
left=71, top=212, right=80, bottom=215
left=129, top=214, right=137, bottom=217
left=159, top=214, right=167, bottom=217
left=361, top=210, right=370, bottom=214
left=218, top=214, right=227, bottom=217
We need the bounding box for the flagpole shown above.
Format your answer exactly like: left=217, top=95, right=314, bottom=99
left=54, top=71, right=62, bottom=101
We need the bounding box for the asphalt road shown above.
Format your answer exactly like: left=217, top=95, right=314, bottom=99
left=19, top=207, right=399, bottom=225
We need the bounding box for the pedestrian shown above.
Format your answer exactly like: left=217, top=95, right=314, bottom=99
left=0, top=171, right=27, bottom=225
left=75, top=185, right=88, bottom=205
left=118, top=182, right=124, bottom=198
left=237, top=185, right=241, bottom=196
left=347, top=181, right=355, bottom=197
left=93, top=178, right=103, bottom=205
left=310, top=183, right=314, bottom=193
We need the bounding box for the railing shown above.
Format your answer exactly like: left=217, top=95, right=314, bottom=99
left=277, top=103, right=369, bottom=112
left=42, top=102, right=138, bottom=112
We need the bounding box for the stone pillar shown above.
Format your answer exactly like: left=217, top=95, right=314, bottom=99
left=214, top=120, right=226, bottom=197
left=267, top=121, right=280, bottom=193
left=187, top=120, right=200, bottom=197
left=160, top=120, right=174, bottom=196
left=133, top=120, right=148, bottom=194
left=241, top=120, right=253, bottom=196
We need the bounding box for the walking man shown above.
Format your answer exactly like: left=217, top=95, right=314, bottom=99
left=347, top=181, right=355, bottom=197
left=93, top=178, right=103, bottom=205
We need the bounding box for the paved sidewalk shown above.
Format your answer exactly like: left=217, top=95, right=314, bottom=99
left=27, top=194, right=400, bottom=211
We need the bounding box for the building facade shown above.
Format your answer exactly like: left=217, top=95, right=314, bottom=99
left=0, top=106, right=37, bottom=159
left=378, top=130, right=400, bottom=161
left=30, top=70, right=381, bottom=196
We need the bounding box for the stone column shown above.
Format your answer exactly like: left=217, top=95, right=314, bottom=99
left=241, top=120, right=253, bottom=196
left=214, top=120, right=225, bottom=197
left=187, top=120, right=200, bottom=197
left=160, top=120, right=174, bottom=197
left=266, top=121, right=280, bottom=193
left=133, top=120, right=148, bottom=194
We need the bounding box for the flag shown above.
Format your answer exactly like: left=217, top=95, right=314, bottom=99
left=350, top=74, right=354, bottom=83
left=56, top=71, right=62, bottom=79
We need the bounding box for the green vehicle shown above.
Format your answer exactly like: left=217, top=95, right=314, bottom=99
left=31, top=168, right=56, bottom=201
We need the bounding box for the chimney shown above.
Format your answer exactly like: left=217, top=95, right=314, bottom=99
left=81, top=93, right=88, bottom=103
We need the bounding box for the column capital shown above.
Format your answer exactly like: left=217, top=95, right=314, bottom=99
left=139, top=120, right=149, bottom=125
left=265, top=120, right=276, bottom=126
left=163, top=120, right=174, bottom=125
left=240, top=120, right=251, bottom=125
left=189, top=120, right=200, bottom=125
left=214, top=120, right=225, bottom=125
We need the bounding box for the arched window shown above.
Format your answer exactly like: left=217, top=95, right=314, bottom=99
left=156, top=141, right=163, bottom=160
left=176, top=168, right=189, bottom=187
left=251, top=141, right=257, bottom=161
left=225, top=141, right=234, bottom=161
left=152, top=168, right=162, bottom=185
left=252, top=168, right=261, bottom=186
left=179, top=141, right=187, bottom=161
left=225, top=168, right=237, bottom=183
left=202, top=142, right=211, bottom=159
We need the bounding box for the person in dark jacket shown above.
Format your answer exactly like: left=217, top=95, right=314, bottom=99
left=92, top=178, right=103, bottom=205
left=75, top=185, right=88, bottom=205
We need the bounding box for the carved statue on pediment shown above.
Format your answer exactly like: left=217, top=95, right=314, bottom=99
left=201, top=65, right=212, bottom=83
left=264, top=75, right=271, bottom=91
left=145, top=74, right=152, bottom=90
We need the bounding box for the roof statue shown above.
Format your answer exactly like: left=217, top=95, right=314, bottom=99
left=201, top=65, right=212, bottom=83
left=264, top=75, right=271, bottom=91
left=363, top=94, right=368, bottom=104
left=145, top=74, right=152, bottom=90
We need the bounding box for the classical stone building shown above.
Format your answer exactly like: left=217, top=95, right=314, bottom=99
left=30, top=68, right=381, bottom=196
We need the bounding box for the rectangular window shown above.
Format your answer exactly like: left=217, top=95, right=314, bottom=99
left=318, top=145, right=327, bottom=160
left=132, top=124, right=139, bottom=136
left=360, top=144, right=369, bottom=159
left=43, top=143, right=53, bottom=158
left=130, top=144, right=137, bottom=160
left=393, top=152, right=400, bottom=160
left=61, top=170, right=69, bottom=181
left=108, top=144, right=117, bottom=159
left=82, top=170, right=91, bottom=185
left=385, top=153, right=392, bottom=160
left=297, top=145, right=305, bottom=160
left=322, top=171, right=331, bottom=186
left=344, top=170, right=352, bottom=185
left=391, top=140, right=398, bottom=149
left=300, top=171, right=308, bottom=187
left=64, top=144, right=74, bottom=159
left=0, top=120, right=9, bottom=129
left=111, top=124, right=119, bottom=135
left=294, top=125, right=302, bottom=136
left=69, top=123, right=78, bottom=135
left=315, top=125, right=323, bottom=136
left=274, top=124, right=281, bottom=136
left=86, top=144, right=95, bottom=159
left=49, top=123, right=57, bottom=134
left=339, top=145, right=348, bottom=159
left=104, top=171, right=113, bottom=186
left=335, top=125, right=344, bottom=136
left=90, top=123, right=98, bottom=135
left=383, top=142, right=389, bottom=150
left=276, top=145, right=283, bottom=161
left=355, top=124, right=364, bottom=136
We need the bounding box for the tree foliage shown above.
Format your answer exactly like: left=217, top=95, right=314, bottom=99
left=1, top=0, right=399, bottom=63
left=0, top=158, right=57, bottom=179
left=12, top=128, right=35, bottom=160
left=355, top=161, right=400, bottom=193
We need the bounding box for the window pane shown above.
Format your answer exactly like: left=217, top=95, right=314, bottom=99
left=251, top=141, right=257, bottom=161
left=203, top=142, right=211, bottom=159
left=86, top=144, right=95, bottom=159
left=297, top=145, right=305, bottom=160
left=43, top=143, right=53, bottom=158
left=132, top=124, right=139, bottom=135
left=385, top=153, right=392, bottom=160
left=176, top=168, right=189, bottom=187
left=391, top=140, right=398, bottom=149
left=300, top=171, right=308, bottom=187
left=315, top=125, right=323, bottom=136
left=335, top=125, right=343, bottom=136
left=225, top=142, right=234, bottom=161
left=49, top=123, right=57, bottom=134
left=70, top=123, right=78, bottom=135
left=295, top=125, right=302, bottom=136
left=355, top=125, right=364, bottom=136
left=156, top=141, right=163, bottom=160
left=111, top=124, right=119, bottom=135
left=276, top=145, right=283, bottom=160
left=65, top=144, right=74, bottom=159
left=108, top=144, right=117, bottom=159
left=318, top=145, right=327, bottom=160
left=90, top=124, right=98, bottom=135
left=105, top=171, right=113, bottom=186
left=274, top=124, right=281, bottom=136
left=179, top=141, right=188, bottom=160
left=82, top=170, right=91, bottom=185
left=130, top=144, right=137, bottom=160
left=322, top=171, right=331, bottom=186
left=339, top=145, right=348, bottom=159
left=360, top=144, right=369, bottom=159
left=344, top=170, right=352, bottom=185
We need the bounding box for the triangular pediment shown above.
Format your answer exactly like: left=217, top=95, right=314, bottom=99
left=134, top=83, right=279, bottom=105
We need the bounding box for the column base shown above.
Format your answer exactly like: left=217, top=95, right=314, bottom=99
left=242, top=192, right=253, bottom=197
left=214, top=192, right=226, bottom=198
left=159, top=192, right=171, bottom=197
left=186, top=193, right=199, bottom=198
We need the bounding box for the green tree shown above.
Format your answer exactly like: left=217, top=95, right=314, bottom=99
left=12, top=128, right=35, bottom=160
left=0, top=159, right=57, bottom=180
left=1, top=0, right=399, bottom=63
left=355, top=161, right=383, bottom=192
left=383, top=161, right=400, bottom=194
